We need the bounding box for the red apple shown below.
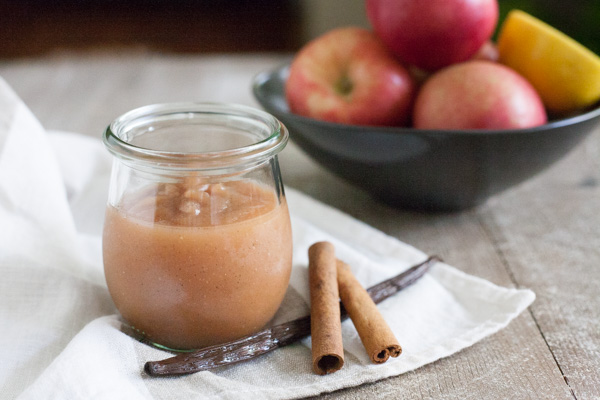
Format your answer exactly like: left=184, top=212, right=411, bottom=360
left=366, top=0, right=499, bottom=71
left=413, top=61, right=547, bottom=130
left=285, top=27, right=416, bottom=126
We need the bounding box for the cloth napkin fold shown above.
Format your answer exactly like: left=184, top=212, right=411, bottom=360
left=0, top=77, right=535, bottom=400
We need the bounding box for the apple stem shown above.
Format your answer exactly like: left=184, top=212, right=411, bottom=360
left=335, top=75, right=354, bottom=97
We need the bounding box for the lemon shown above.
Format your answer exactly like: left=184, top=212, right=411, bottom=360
left=497, top=9, right=600, bottom=115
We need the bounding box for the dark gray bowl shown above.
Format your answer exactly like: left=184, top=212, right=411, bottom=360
left=253, top=65, right=600, bottom=211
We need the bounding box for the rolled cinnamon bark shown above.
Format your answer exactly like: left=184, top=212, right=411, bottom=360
left=308, top=241, right=344, bottom=375
left=337, top=260, right=402, bottom=363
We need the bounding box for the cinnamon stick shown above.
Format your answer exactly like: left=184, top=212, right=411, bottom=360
left=144, top=256, right=438, bottom=376
left=308, top=241, right=344, bottom=375
left=337, top=260, right=401, bottom=363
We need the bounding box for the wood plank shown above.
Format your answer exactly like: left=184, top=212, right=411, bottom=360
left=312, top=314, right=573, bottom=399
left=479, top=130, right=600, bottom=399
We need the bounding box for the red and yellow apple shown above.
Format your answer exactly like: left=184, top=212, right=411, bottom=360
left=413, top=60, right=547, bottom=130
left=366, top=0, right=499, bottom=71
left=285, top=27, right=416, bottom=126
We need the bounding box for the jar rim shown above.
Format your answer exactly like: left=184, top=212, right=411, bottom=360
left=103, top=102, right=288, bottom=171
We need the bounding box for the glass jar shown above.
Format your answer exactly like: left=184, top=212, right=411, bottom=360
left=102, top=103, right=292, bottom=351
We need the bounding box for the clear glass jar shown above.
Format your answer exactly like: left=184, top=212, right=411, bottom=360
left=102, top=103, right=292, bottom=351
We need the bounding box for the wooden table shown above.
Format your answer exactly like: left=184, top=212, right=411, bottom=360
left=1, top=51, right=598, bottom=399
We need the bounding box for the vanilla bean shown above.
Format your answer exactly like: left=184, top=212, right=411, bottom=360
left=144, top=256, right=439, bottom=376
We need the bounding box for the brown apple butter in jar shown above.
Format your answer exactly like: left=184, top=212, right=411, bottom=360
left=102, top=103, right=292, bottom=350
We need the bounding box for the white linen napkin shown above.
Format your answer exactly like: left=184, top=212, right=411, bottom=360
left=0, top=77, right=535, bottom=400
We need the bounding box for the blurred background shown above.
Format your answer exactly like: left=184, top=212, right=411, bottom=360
left=0, top=0, right=598, bottom=58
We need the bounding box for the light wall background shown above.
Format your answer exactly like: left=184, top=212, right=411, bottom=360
left=299, top=1, right=370, bottom=43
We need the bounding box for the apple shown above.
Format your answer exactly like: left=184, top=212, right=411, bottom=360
left=413, top=60, right=547, bottom=130
left=285, top=27, right=416, bottom=126
left=366, top=0, right=499, bottom=71
left=471, top=41, right=499, bottom=62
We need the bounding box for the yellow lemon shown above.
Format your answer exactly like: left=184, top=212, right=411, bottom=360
left=497, top=9, right=600, bottom=115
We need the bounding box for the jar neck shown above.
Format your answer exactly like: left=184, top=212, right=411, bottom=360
left=103, top=102, right=288, bottom=173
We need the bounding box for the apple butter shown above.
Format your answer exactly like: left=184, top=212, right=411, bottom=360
left=103, top=179, right=292, bottom=350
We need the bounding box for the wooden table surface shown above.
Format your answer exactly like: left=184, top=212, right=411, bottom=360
left=1, top=51, right=598, bottom=399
